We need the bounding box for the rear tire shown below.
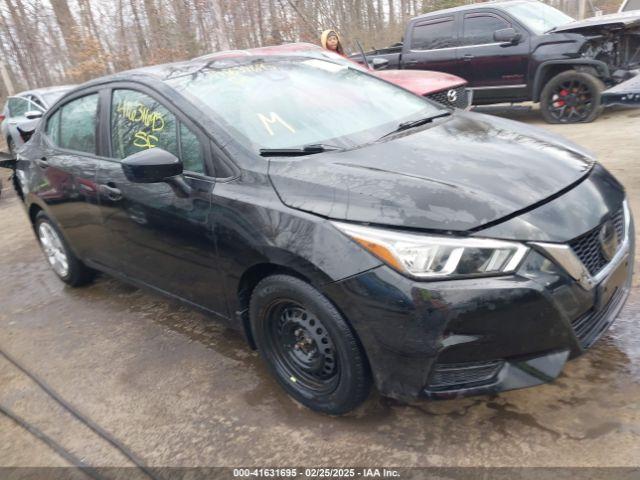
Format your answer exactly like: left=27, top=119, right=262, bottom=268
left=250, top=274, right=371, bottom=415
left=540, top=70, right=605, bottom=124
left=34, top=212, right=96, bottom=287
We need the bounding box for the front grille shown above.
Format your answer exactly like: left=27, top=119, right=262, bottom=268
left=571, top=287, right=626, bottom=349
left=426, top=86, right=470, bottom=109
left=427, top=359, right=503, bottom=390
left=569, top=208, right=625, bottom=276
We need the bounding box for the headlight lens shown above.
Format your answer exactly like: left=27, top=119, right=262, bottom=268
left=333, top=222, right=529, bottom=279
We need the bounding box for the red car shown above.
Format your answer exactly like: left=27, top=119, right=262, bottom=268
left=195, top=43, right=472, bottom=109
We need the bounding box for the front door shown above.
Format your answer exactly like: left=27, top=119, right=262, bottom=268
left=95, top=87, right=228, bottom=317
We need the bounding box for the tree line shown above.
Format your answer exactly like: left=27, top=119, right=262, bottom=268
left=0, top=0, right=622, bottom=97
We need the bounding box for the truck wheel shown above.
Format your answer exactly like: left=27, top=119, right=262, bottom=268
left=250, top=274, right=371, bottom=415
left=540, top=70, right=605, bottom=124
left=35, top=212, right=96, bottom=287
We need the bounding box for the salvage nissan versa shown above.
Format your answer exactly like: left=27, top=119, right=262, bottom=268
left=12, top=54, right=634, bottom=414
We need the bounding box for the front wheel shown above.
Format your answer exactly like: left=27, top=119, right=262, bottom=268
left=540, top=70, right=605, bottom=124
left=35, top=212, right=96, bottom=287
left=250, top=274, right=371, bottom=415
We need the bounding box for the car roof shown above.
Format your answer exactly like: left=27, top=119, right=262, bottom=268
left=73, top=43, right=345, bottom=89
left=411, top=0, right=537, bottom=18
left=16, top=85, right=76, bottom=97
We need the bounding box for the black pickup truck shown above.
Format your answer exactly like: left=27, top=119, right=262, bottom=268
left=358, top=0, right=640, bottom=123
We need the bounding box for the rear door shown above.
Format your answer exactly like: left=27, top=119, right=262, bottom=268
left=33, top=92, right=108, bottom=262
left=459, top=11, right=529, bottom=101
left=95, top=85, right=228, bottom=316
left=401, top=16, right=463, bottom=77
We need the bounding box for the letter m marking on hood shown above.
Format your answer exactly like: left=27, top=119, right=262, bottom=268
left=257, top=112, right=296, bottom=136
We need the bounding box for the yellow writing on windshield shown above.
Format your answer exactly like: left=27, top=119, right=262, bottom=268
left=133, top=131, right=158, bottom=149
left=258, top=112, right=295, bottom=136
left=116, top=101, right=165, bottom=132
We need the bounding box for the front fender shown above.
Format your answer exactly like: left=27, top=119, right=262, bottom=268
left=532, top=59, right=610, bottom=101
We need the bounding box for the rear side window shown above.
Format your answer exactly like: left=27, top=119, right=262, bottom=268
left=59, top=94, right=99, bottom=154
left=111, top=89, right=205, bottom=174
left=463, top=14, right=511, bottom=46
left=411, top=18, right=456, bottom=50
left=46, top=110, right=61, bottom=145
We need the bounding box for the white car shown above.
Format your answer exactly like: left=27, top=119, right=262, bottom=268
left=1, top=85, right=74, bottom=155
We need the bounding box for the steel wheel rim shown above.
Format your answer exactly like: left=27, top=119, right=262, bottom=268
left=549, top=79, right=594, bottom=122
left=264, top=300, right=340, bottom=396
left=38, top=222, right=69, bottom=278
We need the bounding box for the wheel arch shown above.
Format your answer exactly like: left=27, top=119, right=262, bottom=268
left=28, top=202, right=44, bottom=226
left=234, top=262, right=320, bottom=350
left=533, top=59, right=610, bottom=102
left=25, top=200, right=81, bottom=258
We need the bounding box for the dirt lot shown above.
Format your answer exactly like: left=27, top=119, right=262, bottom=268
left=1, top=106, right=640, bottom=475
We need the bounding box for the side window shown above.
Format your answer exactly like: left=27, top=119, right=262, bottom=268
left=8, top=97, right=30, bottom=117
left=111, top=89, right=205, bottom=174
left=179, top=123, right=205, bottom=174
left=59, top=94, right=99, bottom=154
left=46, top=109, right=61, bottom=146
left=411, top=18, right=456, bottom=51
left=463, top=14, right=511, bottom=46
left=111, top=89, right=178, bottom=160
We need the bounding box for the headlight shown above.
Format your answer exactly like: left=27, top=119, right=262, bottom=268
left=333, top=222, right=529, bottom=279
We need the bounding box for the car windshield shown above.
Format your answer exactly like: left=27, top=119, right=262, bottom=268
left=622, top=0, right=640, bottom=10
left=166, top=57, right=441, bottom=152
left=502, top=2, right=575, bottom=34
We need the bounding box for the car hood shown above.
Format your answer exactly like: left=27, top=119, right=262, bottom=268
left=268, top=111, right=594, bottom=232
left=375, top=70, right=467, bottom=95
left=550, top=11, right=640, bottom=33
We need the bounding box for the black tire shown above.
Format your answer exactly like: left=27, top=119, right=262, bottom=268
left=540, top=70, right=605, bottom=124
left=250, top=274, right=371, bottom=415
left=34, top=211, right=96, bottom=287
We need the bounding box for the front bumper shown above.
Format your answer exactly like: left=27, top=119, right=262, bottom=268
left=602, top=72, right=640, bottom=106
left=322, top=209, right=634, bottom=402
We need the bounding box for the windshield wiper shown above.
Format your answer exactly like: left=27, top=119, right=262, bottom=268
left=259, top=143, right=343, bottom=157
left=379, top=111, right=452, bottom=140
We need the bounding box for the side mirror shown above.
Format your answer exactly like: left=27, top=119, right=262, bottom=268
left=494, top=28, right=522, bottom=45
left=372, top=58, right=390, bottom=70
left=121, top=148, right=182, bottom=183
left=25, top=110, right=43, bottom=120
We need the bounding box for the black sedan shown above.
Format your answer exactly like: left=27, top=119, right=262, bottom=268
left=13, top=54, right=633, bottom=414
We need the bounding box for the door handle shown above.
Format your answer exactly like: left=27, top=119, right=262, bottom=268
left=463, top=54, right=474, bottom=61
left=405, top=60, right=419, bottom=66
left=99, top=183, right=123, bottom=201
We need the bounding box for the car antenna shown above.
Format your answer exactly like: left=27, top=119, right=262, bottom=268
left=356, top=39, right=371, bottom=70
